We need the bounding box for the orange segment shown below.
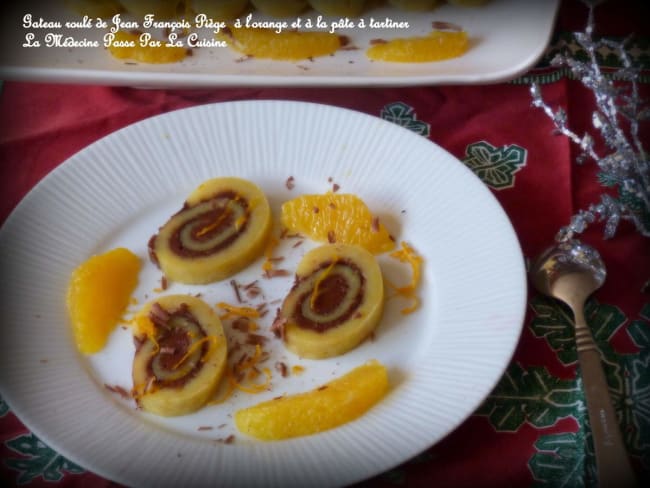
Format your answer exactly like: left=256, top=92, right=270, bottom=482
left=281, top=193, right=395, bottom=254
left=235, top=359, right=389, bottom=440
left=367, top=30, right=469, bottom=63
left=66, top=248, right=141, bottom=354
left=220, top=27, right=344, bottom=61
left=107, top=30, right=189, bottom=64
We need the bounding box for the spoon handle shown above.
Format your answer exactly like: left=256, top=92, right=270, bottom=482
left=574, top=307, right=637, bottom=487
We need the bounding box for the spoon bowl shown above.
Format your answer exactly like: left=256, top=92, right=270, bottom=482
left=531, top=239, right=606, bottom=307
left=530, top=239, right=636, bottom=487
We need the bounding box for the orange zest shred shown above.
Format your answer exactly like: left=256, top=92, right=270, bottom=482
left=223, top=345, right=273, bottom=399
left=209, top=345, right=273, bottom=404
left=230, top=367, right=272, bottom=394
left=216, top=302, right=261, bottom=320
left=196, top=206, right=231, bottom=237
left=310, top=258, right=338, bottom=309
left=262, top=236, right=280, bottom=271
left=291, top=365, right=305, bottom=375
left=171, top=336, right=218, bottom=370
left=388, top=241, right=423, bottom=314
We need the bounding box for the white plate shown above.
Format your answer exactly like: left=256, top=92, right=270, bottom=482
left=0, top=0, right=559, bottom=87
left=0, top=100, right=526, bottom=487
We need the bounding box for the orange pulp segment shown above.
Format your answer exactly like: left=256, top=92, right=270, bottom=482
left=234, top=359, right=389, bottom=440
left=67, top=247, right=141, bottom=354
left=281, top=193, right=395, bottom=254
left=220, top=27, right=344, bottom=61
left=366, top=30, right=469, bottom=63
left=107, top=30, right=189, bottom=64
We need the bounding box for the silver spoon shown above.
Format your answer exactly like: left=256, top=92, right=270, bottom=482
left=530, top=239, right=637, bottom=488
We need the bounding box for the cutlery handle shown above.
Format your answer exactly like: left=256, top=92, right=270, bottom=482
left=574, top=308, right=637, bottom=488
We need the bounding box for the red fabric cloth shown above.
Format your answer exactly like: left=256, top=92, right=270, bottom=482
left=1, top=1, right=649, bottom=487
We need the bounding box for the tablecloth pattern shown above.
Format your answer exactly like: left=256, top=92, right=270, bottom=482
left=1, top=1, right=649, bottom=487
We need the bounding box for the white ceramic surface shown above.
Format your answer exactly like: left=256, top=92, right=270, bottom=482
left=0, top=100, right=526, bottom=487
left=0, top=0, right=559, bottom=87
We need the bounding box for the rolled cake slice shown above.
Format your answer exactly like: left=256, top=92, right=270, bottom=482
left=132, top=294, right=227, bottom=416
left=149, top=177, right=272, bottom=284
left=276, top=244, right=384, bottom=359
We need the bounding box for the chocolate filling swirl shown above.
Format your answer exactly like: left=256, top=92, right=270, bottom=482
left=151, top=191, right=251, bottom=261
left=144, top=304, right=208, bottom=389
left=290, top=259, right=365, bottom=333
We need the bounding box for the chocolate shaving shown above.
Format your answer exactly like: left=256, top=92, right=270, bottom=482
left=317, top=385, right=328, bottom=391
left=265, top=269, right=290, bottom=278
left=230, top=279, right=242, bottom=303
left=161, top=276, right=168, bottom=290
left=149, top=302, right=170, bottom=328
left=292, top=240, right=304, bottom=248
left=432, top=21, right=462, bottom=31
left=216, top=435, right=235, bottom=444
left=105, top=384, right=131, bottom=399
left=270, top=309, right=287, bottom=340
left=275, top=361, right=288, bottom=377
left=246, top=334, right=268, bottom=346
left=327, top=231, right=336, bottom=243
left=232, top=317, right=250, bottom=332
left=332, top=183, right=340, bottom=193
left=370, top=38, right=388, bottom=45
left=198, top=426, right=214, bottom=431
left=286, top=176, right=295, bottom=190
left=246, top=287, right=261, bottom=299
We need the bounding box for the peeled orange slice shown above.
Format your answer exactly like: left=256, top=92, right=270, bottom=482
left=235, top=359, right=389, bottom=440
left=220, top=27, right=345, bottom=61
left=367, top=30, right=469, bottom=63
left=281, top=193, right=395, bottom=254
left=66, top=247, right=140, bottom=354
